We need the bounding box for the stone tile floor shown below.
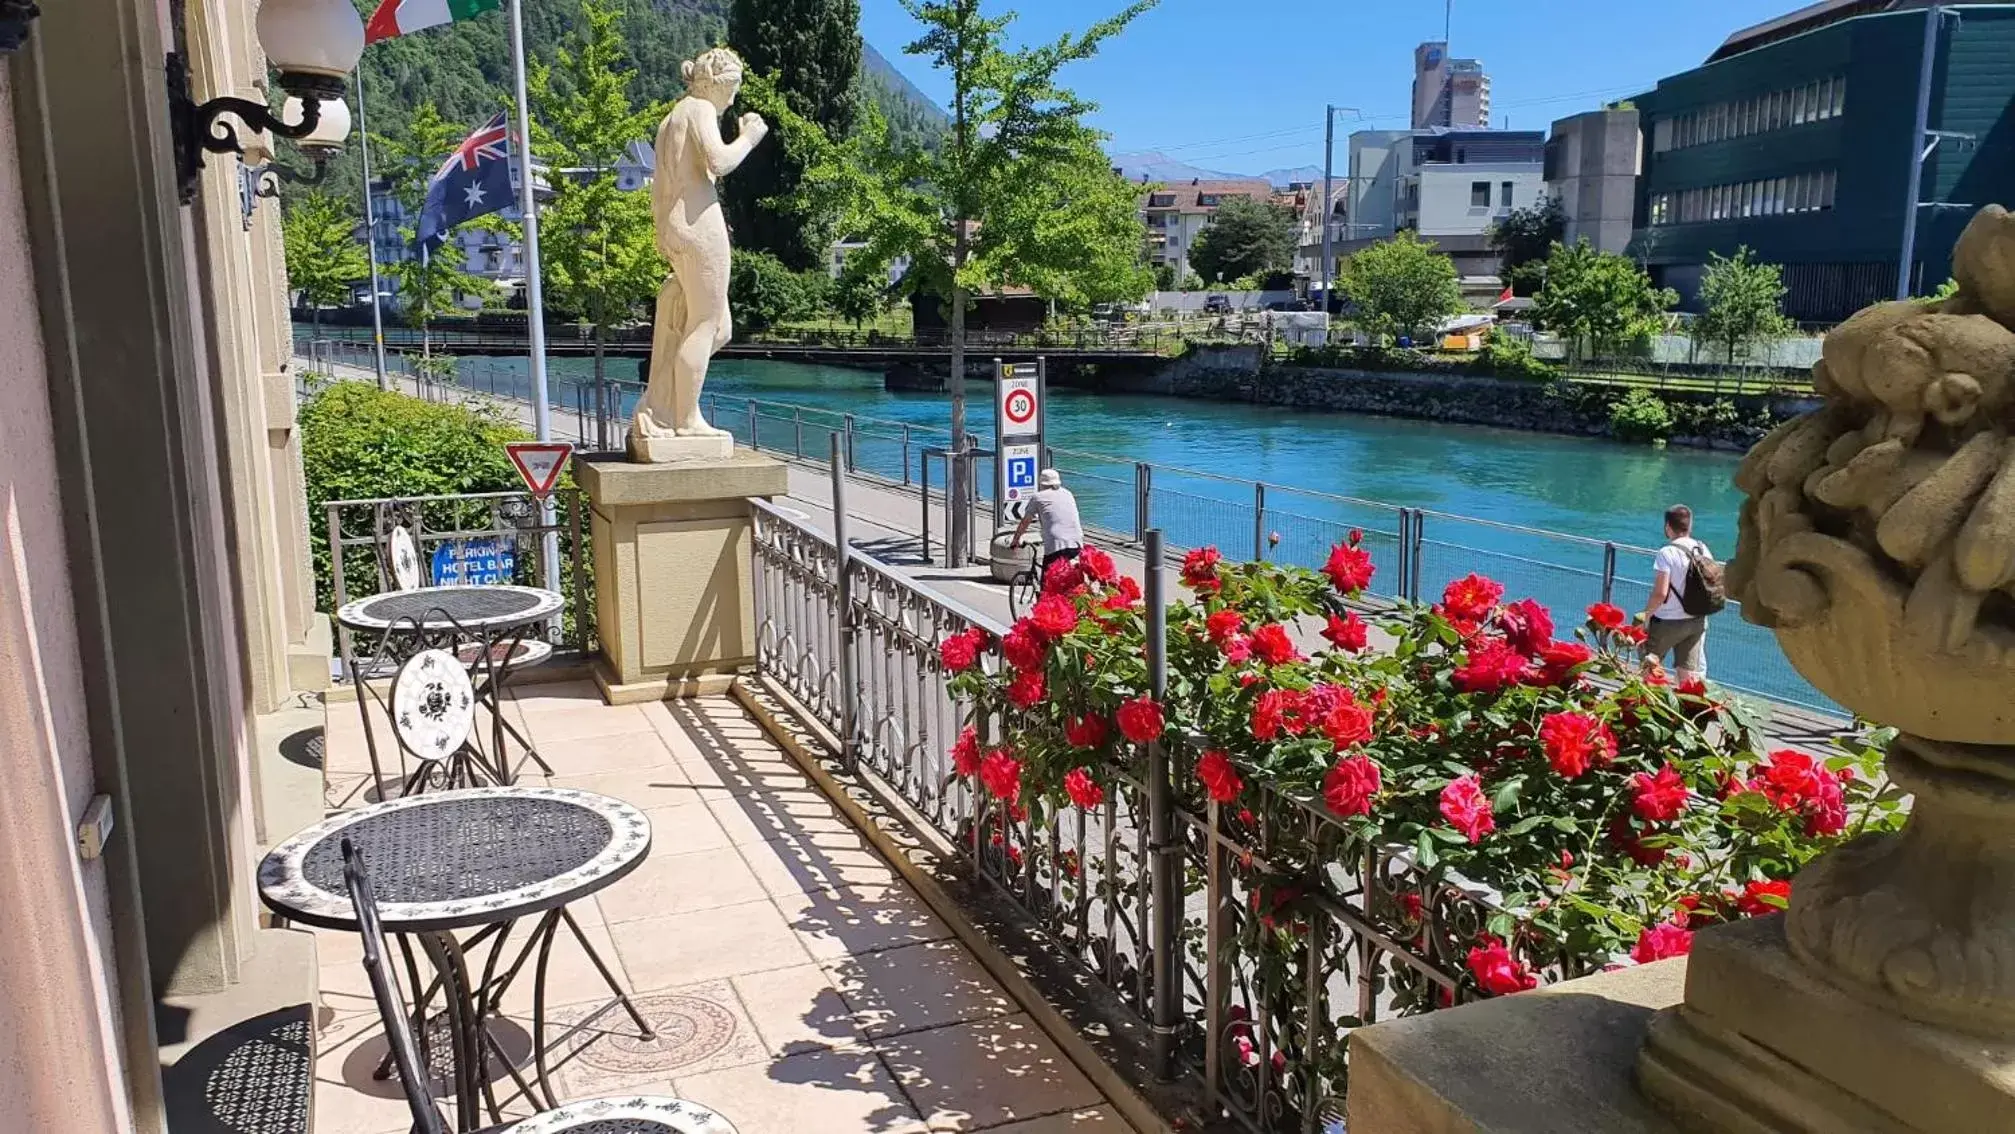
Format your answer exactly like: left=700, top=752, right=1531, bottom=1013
left=312, top=682, right=1134, bottom=1133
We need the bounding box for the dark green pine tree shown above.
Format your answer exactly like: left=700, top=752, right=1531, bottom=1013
left=724, top=0, right=863, bottom=270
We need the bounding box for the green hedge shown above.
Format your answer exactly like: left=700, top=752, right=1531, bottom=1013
left=299, top=380, right=588, bottom=642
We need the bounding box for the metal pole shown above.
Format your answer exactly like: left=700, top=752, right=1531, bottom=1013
left=1252, top=482, right=1266, bottom=561
left=843, top=414, right=857, bottom=473
left=1897, top=5, right=1944, bottom=299
left=1134, top=463, right=1153, bottom=544
left=747, top=402, right=759, bottom=451
left=1321, top=104, right=1335, bottom=311
left=831, top=435, right=858, bottom=773
left=355, top=66, right=389, bottom=389
left=1602, top=541, right=1618, bottom=605
left=1143, top=528, right=1178, bottom=1080
left=508, top=0, right=559, bottom=589
left=920, top=453, right=932, bottom=564
left=793, top=408, right=804, bottom=459
left=901, top=425, right=912, bottom=486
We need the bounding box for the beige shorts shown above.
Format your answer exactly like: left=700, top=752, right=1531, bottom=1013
left=1642, top=615, right=1707, bottom=674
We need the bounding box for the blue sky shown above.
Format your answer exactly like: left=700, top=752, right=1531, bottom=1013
left=859, top=0, right=1798, bottom=173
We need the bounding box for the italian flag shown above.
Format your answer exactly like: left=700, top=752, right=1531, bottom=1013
left=365, top=0, right=502, bottom=43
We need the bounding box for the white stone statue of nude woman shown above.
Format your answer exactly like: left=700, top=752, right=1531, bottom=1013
left=631, top=47, right=768, bottom=461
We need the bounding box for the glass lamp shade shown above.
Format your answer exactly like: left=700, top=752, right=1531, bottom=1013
left=282, top=95, right=351, bottom=151
left=255, top=0, right=364, bottom=81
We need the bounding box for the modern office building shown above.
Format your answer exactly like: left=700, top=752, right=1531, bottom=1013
left=1412, top=41, right=1492, bottom=129
left=1545, top=107, right=1643, bottom=255
left=1629, top=1, right=2015, bottom=320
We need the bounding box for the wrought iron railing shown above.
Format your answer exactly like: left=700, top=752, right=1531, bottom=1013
left=319, top=489, right=595, bottom=666
left=748, top=478, right=1548, bottom=1131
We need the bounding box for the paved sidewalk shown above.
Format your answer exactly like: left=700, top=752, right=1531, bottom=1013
left=311, top=684, right=1134, bottom=1133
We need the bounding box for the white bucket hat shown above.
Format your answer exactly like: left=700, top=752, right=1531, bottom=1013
left=1038, top=468, right=1062, bottom=489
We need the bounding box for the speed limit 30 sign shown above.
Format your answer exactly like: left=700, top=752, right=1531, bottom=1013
left=996, top=362, right=1040, bottom=439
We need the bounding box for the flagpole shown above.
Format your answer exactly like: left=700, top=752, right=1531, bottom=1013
left=356, top=65, right=390, bottom=389
left=506, top=0, right=562, bottom=597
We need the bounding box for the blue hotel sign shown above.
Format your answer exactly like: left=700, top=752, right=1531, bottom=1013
left=430, top=536, right=517, bottom=586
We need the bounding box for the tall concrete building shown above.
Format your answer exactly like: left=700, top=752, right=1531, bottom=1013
left=1412, top=41, right=1491, bottom=129
left=1545, top=107, right=1643, bottom=254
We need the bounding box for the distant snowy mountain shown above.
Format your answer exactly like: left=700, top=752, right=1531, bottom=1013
left=1111, top=152, right=1322, bottom=189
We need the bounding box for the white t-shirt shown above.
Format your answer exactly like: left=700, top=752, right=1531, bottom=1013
left=1653, top=537, right=1708, bottom=621
left=1033, top=487, right=1083, bottom=557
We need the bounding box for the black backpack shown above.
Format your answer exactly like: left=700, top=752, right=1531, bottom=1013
left=1676, top=541, right=1728, bottom=617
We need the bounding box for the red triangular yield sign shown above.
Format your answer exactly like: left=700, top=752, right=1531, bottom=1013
left=506, top=441, right=573, bottom=497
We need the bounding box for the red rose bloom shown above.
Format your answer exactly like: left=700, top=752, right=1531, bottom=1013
left=1064, top=713, right=1108, bottom=749
left=1322, top=611, right=1368, bottom=652
left=1530, top=639, right=1593, bottom=687
left=1613, top=623, right=1648, bottom=646
left=1042, top=556, right=1084, bottom=595
left=979, top=749, right=1022, bottom=802
left=1321, top=700, right=1375, bottom=749
left=1221, top=635, right=1253, bottom=664
left=1250, top=687, right=1306, bottom=741
left=1006, top=669, right=1046, bottom=709
left=1396, top=892, right=1426, bottom=922
left=1063, top=767, right=1105, bottom=811
left=1538, top=711, right=1616, bottom=779
left=1586, top=602, right=1628, bottom=631
left=1002, top=622, right=1047, bottom=673
left=1079, top=545, right=1117, bottom=584
left=1439, top=775, right=1495, bottom=843
left=1206, top=608, right=1245, bottom=644
left=1250, top=622, right=1300, bottom=665
left=1103, top=576, right=1142, bottom=609
left=1115, top=696, right=1166, bottom=744
left=938, top=627, right=986, bottom=673
left=1630, top=763, right=1690, bottom=823
left=1196, top=749, right=1244, bottom=803
left=1496, top=598, right=1555, bottom=657
left=1451, top=636, right=1528, bottom=694
left=1181, top=546, right=1223, bottom=594
left=1442, top=573, right=1505, bottom=622
left=1609, top=817, right=1668, bottom=866
left=1030, top=594, right=1079, bottom=638
left=950, top=725, right=982, bottom=777
left=1323, top=542, right=1376, bottom=593
left=1322, top=753, right=1382, bottom=817
left=1348, top=527, right=1364, bottom=546
left=1466, top=934, right=1537, bottom=995
left=1735, top=879, right=1792, bottom=917
left=1631, top=921, right=1694, bottom=964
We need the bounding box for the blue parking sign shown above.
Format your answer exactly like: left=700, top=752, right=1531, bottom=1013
left=1007, top=455, right=1037, bottom=490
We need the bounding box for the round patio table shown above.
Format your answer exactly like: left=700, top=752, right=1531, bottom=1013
left=258, top=786, right=653, bottom=1130
left=336, top=585, right=564, bottom=789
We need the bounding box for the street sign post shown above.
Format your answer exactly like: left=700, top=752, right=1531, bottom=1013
left=992, top=359, right=1045, bottom=528
left=505, top=441, right=573, bottom=498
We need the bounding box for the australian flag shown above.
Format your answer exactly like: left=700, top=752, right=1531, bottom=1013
left=415, top=113, right=514, bottom=252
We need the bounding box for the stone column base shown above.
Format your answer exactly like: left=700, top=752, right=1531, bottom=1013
left=1637, top=916, right=2015, bottom=1134
left=575, top=450, right=788, bottom=705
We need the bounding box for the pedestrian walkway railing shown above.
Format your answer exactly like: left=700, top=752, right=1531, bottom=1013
left=749, top=486, right=1564, bottom=1131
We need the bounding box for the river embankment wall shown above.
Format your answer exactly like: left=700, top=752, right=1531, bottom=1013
left=1084, top=345, right=1817, bottom=451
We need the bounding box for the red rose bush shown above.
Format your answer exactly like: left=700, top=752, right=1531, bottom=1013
left=941, top=540, right=1903, bottom=1019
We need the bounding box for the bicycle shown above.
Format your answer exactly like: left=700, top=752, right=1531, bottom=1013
left=1007, top=544, right=1041, bottom=620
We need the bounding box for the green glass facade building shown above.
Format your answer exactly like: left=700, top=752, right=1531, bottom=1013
left=1630, top=2, right=2015, bottom=320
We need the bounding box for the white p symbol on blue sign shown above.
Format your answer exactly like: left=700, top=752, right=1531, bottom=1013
left=1007, top=456, right=1037, bottom=490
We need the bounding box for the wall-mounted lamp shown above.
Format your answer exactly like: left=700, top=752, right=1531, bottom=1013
left=238, top=95, right=351, bottom=227
left=168, top=0, right=364, bottom=204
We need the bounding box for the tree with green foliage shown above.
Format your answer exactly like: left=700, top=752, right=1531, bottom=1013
left=1694, top=246, right=1792, bottom=364
left=283, top=193, right=370, bottom=336
left=1488, top=193, right=1564, bottom=296
left=1336, top=231, right=1464, bottom=343
left=831, top=260, right=890, bottom=329
left=373, top=105, right=493, bottom=359
left=529, top=0, right=668, bottom=419
left=729, top=249, right=824, bottom=332
left=1189, top=195, right=1296, bottom=285
left=1152, top=262, right=1176, bottom=291
left=1533, top=238, right=1676, bottom=360
left=773, top=0, right=1156, bottom=561
left=725, top=0, right=862, bottom=270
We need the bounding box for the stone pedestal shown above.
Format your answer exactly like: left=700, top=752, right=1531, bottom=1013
left=575, top=451, right=787, bottom=704
left=1639, top=915, right=2015, bottom=1133
left=629, top=431, right=733, bottom=464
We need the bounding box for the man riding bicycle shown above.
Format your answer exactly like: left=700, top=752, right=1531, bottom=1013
left=1010, top=468, right=1083, bottom=572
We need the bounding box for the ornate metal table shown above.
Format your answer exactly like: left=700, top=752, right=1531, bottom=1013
left=258, top=787, right=654, bottom=1131
left=336, top=585, right=565, bottom=791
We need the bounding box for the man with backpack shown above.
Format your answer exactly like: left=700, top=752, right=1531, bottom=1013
left=1637, top=504, right=1726, bottom=683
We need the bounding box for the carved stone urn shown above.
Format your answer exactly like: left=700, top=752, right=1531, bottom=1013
left=1638, top=204, right=2015, bottom=1132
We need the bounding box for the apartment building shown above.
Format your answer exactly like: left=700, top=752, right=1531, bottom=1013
left=1412, top=41, right=1492, bottom=129
left=1341, top=128, right=1546, bottom=278
left=1138, top=176, right=1276, bottom=283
